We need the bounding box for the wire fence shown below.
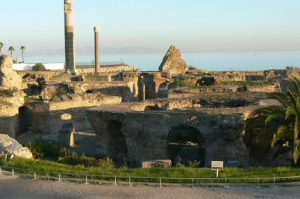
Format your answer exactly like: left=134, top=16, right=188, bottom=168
left=1, top=166, right=300, bottom=187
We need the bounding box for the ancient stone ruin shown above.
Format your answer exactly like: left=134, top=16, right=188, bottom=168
left=0, top=41, right=298, bottom=168
left=159, top=45, right=189, bottom=75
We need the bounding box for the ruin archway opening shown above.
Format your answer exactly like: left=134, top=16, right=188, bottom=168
left=18, top=106, right=32, bottom=135
left=168, top=125, right=205, bottom=167
left=107, top=120, right=128, bottom=164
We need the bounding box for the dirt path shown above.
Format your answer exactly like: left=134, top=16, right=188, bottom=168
left=0, top=176, right=299, bottom=199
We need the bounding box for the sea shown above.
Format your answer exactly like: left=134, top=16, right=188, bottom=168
left=24, top=51, right=300, bottom=71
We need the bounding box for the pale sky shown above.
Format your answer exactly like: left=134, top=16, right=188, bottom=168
left=1, top=0, right=300, bottom=56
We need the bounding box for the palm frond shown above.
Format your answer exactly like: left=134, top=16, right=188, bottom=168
left=272, top=125, right=289, bottom=147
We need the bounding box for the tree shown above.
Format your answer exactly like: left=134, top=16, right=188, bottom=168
left=246, top=78, right=300, bottom=163
left=8, top=46, right=15, bottom=58
left=20, top=46, right=26, bottom=63
left=0, top=42, right=3, bottom=55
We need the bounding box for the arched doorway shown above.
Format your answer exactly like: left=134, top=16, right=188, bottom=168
left=18, top=106, right=32, bottom=135
left=168, top=125, right=205, bottom=166
left=107, top=120, right=128, bottom=164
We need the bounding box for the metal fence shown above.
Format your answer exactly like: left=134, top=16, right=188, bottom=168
left=76, top=61, right=126, bottom=67
left=1, top=166, right=300, bottom=187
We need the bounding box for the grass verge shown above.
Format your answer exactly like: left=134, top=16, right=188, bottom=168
left=2, top=158, right=300, bottom=184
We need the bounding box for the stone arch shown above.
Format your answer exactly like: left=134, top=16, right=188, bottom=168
left=168, top=125, right=205, bottom=166
left=18, top=106, right=32, bottom=135
left=107, top=120, right=128, bottom=163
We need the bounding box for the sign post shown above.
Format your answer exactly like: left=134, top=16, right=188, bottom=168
left=211, top=161, right=224, bottom=178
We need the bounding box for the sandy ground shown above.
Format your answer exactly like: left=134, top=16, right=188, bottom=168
left=0, top=176, right=300, bottom=199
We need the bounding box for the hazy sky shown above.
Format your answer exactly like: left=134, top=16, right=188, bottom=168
left=1, top=0, right=300, bottom=55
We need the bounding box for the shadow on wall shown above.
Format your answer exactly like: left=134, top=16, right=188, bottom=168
left=107, top=120, right=128, bottom=164
left=18, top=106, right=32, bottom=136
left=168, top=125, right=205, bottom=166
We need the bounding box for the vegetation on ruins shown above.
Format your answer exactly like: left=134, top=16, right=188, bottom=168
left=8, top=46, right=15, bottom=58
left=168, top=80, right=196, bottom=89
left=246, top=78, right=300, bottom=164
left=0, top=88, right=17, bottom=97
left=20, top=46, right=25, bottom=63
left=32, top=63, right=46, bottom=71
left=25, top=140, right=115, bottom=168
left=221, top=80, right=274, bottom=86
left=0, top=42, right=3, bottom=55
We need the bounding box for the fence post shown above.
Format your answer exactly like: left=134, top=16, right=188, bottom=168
left=58, top=174, right=61, bottom=182
left=85, top=176, right=88, bottom=185
left=34, top=172, right=37, bottom=180
left=159, top=178, right=162, bottom=188
left=192, top=178, right=194, bottom=188
left=257, top=178, right=260, bottom=184
left=273, top=178, right=276, bottom=184
left=12, top=169, right=14, bottom=176
left=129, top=176, right=131, bottom=186
left=0, top=167, right=2, bottom=176
left=114, top=176, right=117, bottom=186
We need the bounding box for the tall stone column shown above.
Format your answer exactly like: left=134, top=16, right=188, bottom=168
left=64, top=0, right=76, bottom=74
left=139, top=76, right=146, bottom=101
left=94, top=26, right=101, bottom=73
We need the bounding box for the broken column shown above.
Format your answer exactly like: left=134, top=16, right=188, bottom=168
left=94, top=26, right=101, bottom=73
left=64, top=0, right=76, bottom=74
left=58, top=113, right=75, bottom=147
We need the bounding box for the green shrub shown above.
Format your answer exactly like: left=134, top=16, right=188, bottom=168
left=32, top=63, right=46, bottom=71
left=25, top=140, right=115, bottom=168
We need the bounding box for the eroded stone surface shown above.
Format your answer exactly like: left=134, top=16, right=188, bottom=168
left=0, top=56, right=22, bottom=89
left=159, top=46, right=189, bottom=75
left=0, top=134, right=33, bottom=159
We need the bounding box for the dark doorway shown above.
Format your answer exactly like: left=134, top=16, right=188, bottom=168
left=107, top=120, right=128, bottom=164
left=168, top=125, right=205, bottom=166
left=18, top=106, right=32, bottom=135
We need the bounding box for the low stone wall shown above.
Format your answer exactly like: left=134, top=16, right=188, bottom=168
left=68, top=81, right=136, bottom=102
left=27, top=94, right=122, bottom=137
left=76, top=65, right=138, bottom=75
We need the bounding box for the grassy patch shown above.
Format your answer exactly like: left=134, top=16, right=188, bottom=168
left=220, top=81, right=274, bottom=86
left=2, top=158, right=300, bottom=180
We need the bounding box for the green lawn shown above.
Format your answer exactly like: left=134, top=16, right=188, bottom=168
left=1, top=158, right=300, bottom=184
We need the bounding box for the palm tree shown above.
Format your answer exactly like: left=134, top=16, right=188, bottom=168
left=0, top=42, right=3, bottom=55
left=8, top=46, right=15, bottom=58
left=246, top=78, right=300, bottom=163
left=20, top=46, right=26, bottom=63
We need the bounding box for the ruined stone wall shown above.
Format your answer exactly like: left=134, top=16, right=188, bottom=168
left=70, top=81, right=136, bottom=102
left=211, top=71, right=246, bottom=82
left=142, top=72, right=169, bottom=99
left=0, top=101, right=19, bottom=138
left=27, top=95, right=122, bottom=137
left=87, top=107, right=248, bottom=167
left=17, top=71, right=69, bottom=82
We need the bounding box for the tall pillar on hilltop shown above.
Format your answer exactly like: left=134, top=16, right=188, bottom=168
left=64, top=0, right=76, bottom=74
left=94, top=26, right=101, bottom=73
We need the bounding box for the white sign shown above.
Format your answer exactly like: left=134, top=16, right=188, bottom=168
left=211, top=161, right=224, bottom=170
